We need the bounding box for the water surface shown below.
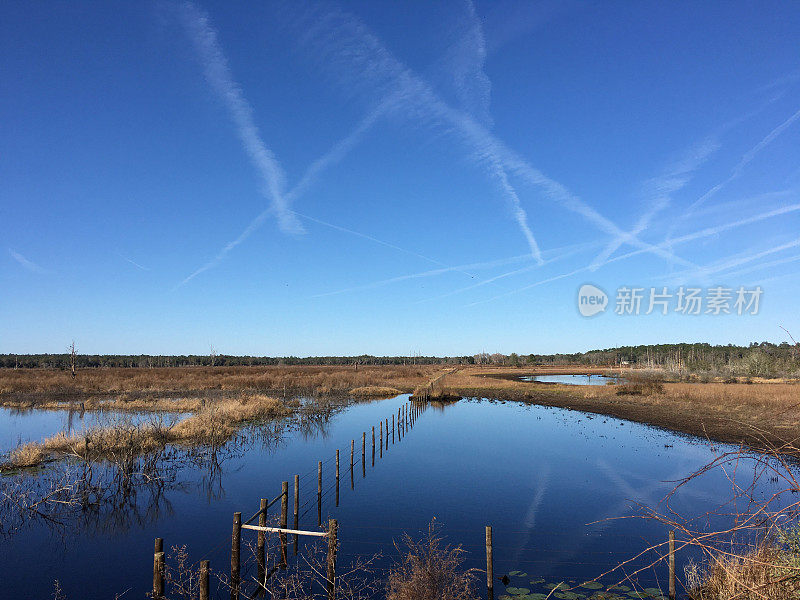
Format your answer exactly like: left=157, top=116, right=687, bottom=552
left=520, top=374, right=621, bottom=386
left=0, top=396, right=781, bottom=599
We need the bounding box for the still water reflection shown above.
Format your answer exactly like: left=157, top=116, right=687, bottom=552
left=0, top=396, right=783, bottom=599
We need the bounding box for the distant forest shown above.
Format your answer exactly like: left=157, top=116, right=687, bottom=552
left=2, top=341, right=799, bottom=377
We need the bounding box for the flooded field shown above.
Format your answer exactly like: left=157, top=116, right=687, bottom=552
left=519, top=374, right=622, bottom=386
left=0, top=395, right=784, bottom=599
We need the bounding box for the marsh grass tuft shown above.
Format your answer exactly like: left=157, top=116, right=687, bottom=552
left=2, top=394, right=288, bottom=470
left=386, top=521, right=477, bottom=600
left=686, top=540, right=800, bottom=600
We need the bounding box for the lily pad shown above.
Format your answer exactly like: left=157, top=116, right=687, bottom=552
left=547, top=583, right=570, bottom=591
left=581, top=582, right=604, bottom=590
left=609, top=586, right=631, bottom=593
left=643, top=589, right=663, bottom=597
left=531, top=579, right=546, bottom=585
left=507, top=588, right=531, bottom=596
left=628, top=592, right=649, bottom=598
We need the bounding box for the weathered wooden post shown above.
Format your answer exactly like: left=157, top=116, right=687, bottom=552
left=336, top=449, right=340, bottom=507
left=380, top=421, right=383, bottom=458
left=153, top=537, right=165, bottom=600
left=485, top=526, right=493, bottom=600
left=385, top=418, right=389, bottom=449
left=280, top=481, right=288, bottom=568
left=362, top=432, right=366, bottom=478
left=318, top=460, right=323, bottom=527
left=326, top=519, right=338, bottom=600
left=669, top=530, right=676, bottom=600
left=294, top=474, right=300, bottom=555
left=371, top=426, right=375, bottom=466
left=231, top=513, right=241, bottom=600
left=199, top=560, right=210, bottom=600
left=257, top=498, right=267, bottom=583
left=392, top=414, right=395, bottom=443
left=350, top=439, right=355, bottom=489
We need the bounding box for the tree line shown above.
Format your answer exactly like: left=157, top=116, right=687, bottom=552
left=2, top=342, right=798, bottom=376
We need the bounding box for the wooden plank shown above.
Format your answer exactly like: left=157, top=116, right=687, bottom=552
left=241, top=524, right=329, bottom=537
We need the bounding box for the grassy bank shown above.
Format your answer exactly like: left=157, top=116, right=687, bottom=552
left=3, top=363, right=800, bottom=460
left=436, top=367, right=800, bottom=452
left=2, top=394, right=289, bottom=470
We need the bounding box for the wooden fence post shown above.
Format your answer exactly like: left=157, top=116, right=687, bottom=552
left=153, top=537, right=164, bottom=600
left=669, top=530, right=676, bottom=600
left=318, top=461, right=323, bottom=527
left=336, top=449, right=340, bottom=507
left=294, top=474, right=300, bottom=555
left=362, top=432, right=366, bottom=478
left=371, top=426, right=375, bottom=466
left=231, top=513, right=241, bottom=600
left=199, top=560, right=210, bottom=600
left=350, top=439, right=354, bottom=490
left=327, top=519, right=338, bottom=600
left=392, top=414, right=395, bottom=443
left=257, top=498, right=267, bottom=583
left=486, top=526, right=493, bottom=600
left=280, top=481, right=288, bottom=568
left=385, top=419, right=389, bottom=449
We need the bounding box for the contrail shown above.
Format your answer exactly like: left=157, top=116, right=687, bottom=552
left=670, top=235, right=800, bottom=283
left=119, top=254, right=150, bottom=271
left=178, top=2, right=301, bottom=237
left=290, top=4, right=690, bottom=265
left=290, top=210, right=457, bottom=270
left=310, top=253, right=535, bottom=299
left=178, top=2, right=541, bottom=285
left=9, top=249, right=47, bottom=274
left=417, top=240, right=600, bottom=303
left=588, top=138, right=720, bottom=269
left=667, top=106, right=800, bottom=241
left=467, top=203, right=800, bottom=306
left=719, top=252, right=800, bottom=280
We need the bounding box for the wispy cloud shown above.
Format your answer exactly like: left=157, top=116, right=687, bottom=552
left=178, top=2, right=301, bottom=237
left=588, top=138, right=720, bottom=269
left=668, top=235, right=800, bottom=284
left=311, top=252, right=541, bottom=299
left=467, top=202, right=800, bottom=306
left=9, top=249, right=47, bottom=274
left=179, top=1, right=544, bottom=286
left=289, top=3, right=690, bottom=269
left=118, top=253, right=150, bottom=271
left=668, top=106, right=800, bottom=238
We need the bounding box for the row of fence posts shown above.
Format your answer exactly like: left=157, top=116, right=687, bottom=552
left=153, top=404, right=679, bottom=600
left=483, top=527, right=678, bottom=600
left=151, top=400, right=424, bottom=600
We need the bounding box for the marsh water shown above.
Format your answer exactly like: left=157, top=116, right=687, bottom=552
left=520, top=374, right=621, bottom=385
left=0, top=396, right=783, bottom=600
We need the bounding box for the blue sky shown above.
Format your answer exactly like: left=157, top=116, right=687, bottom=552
left=2, top=1, right=799, bottom=356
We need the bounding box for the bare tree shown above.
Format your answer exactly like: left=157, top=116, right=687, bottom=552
left=69, top=341, right=76, bottom=378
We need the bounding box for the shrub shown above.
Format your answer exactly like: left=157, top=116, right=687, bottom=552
left=386, top=521, right=477, bottom=600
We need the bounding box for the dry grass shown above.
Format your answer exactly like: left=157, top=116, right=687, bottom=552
left=0, top=365, right=440, bottom=406
left=349, top=386, right=403, bottom=398
left=386, top=521, right=477, bottom=600
left=431, top=367, right=800, bottom=452
left=3, top=394, right=288, bottom=470
left=686, top=542, right=800, bottom=600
